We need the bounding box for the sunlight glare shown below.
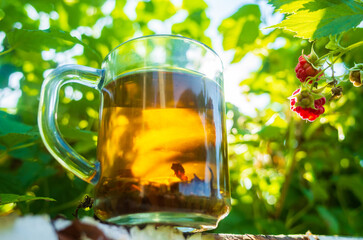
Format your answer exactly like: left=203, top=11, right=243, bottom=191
left=39, top=12, right=50, bottom=30
left=0, top=31, right=5, bottom=51
left=25, top=4, right=39, bottom=20
left=54, top=44, right=84, bottom=64
left=50, top=11, right=59, bottom=20
left=101, top=0, right=116, bottom=15
left=93, top=16, right=113, bottom=38
left=43, top=69, right=54, bottom=79
left=13, top=22, right=22, bottom=29
left=0, top=88, right=22, bottom=109
left=42, top=49, right=56, bottom=61
left=240, top=177, right=252, bottom=190
left=9, top=72, right=23, bottom=89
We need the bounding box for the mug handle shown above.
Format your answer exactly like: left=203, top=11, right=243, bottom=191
left=38, top=65, right=104, bottom=184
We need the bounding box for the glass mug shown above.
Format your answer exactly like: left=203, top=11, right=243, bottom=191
left=38, top=35, right=230, bottom=231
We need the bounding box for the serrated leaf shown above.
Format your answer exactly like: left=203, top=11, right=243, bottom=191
left=6, top=28, right=102, bottom=61
left=269, top=0, right=310, bottom=13
left=0, top=194, right=55, bottom=205
left=270, top=0, right=363, bottom=40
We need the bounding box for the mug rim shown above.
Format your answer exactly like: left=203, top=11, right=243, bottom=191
left=103, top=34, right=223, bottom=69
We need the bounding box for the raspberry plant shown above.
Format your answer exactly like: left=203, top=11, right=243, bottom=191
left=221, top=0, right=363, bottom=235
left=270, top=0, right=363, bottom=122
left=289, top=40, right=363, bottom=121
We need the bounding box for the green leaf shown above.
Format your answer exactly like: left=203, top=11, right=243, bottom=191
left=0, top=172, right=24, bottom=194
left=0, top=133, right=37, bottom=149
left=311, top=183, right=329, bottom=202
left=316, top=206, right=339, bottom=234
left=7, top=29, right=72, bottom=51
left=172, top=7, right=211, bottom=46
left=302, top=188, right=314, bottom=204
left=0, top=111, right=38, bottom=149
left=0, top=64, right=17, bottom=88
left=6, top=28, right=102, bottom=62
left=183, top=0, right=208, bottom=11
left=337, top=174, right=363, bottom=203
left=325, top=35, right=341, bottom=50
left=59, top=127, right=97, bottom=142
left=17, top=161, right=57, bottom=189
left=8, top=144, right=40, bottom=161
left=0, top=111, right=33, bottom=135
left=258, top=126, right=284, bottom=140
left=0, top=9, right=5, bottom=21
left=340, top=28, right=363, bottom=65
left=270, top=0, right=363, bottom=40
left=136, top=0, right=176, bottom=22
left=0, top=194, right=55, bottom=205
left=218, top=4, right=261, bottom=62
left=269, top=0, right=310, bottom=13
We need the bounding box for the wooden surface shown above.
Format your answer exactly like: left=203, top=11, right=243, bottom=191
left=1, top=215, right=363, bottom=240
left=207, top=233, right=363, bottom=240
left=207, top=234, right=308, bottom=240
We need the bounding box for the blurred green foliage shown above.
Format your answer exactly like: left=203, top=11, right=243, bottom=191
left=0, top=0, right=363, bottom=236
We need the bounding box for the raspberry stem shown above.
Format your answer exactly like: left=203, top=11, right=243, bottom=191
left=317, top=40, right=363, bottom=62
left=344, top=40, right=363, bottom=52
left=308, top=45, right=358, bottom=90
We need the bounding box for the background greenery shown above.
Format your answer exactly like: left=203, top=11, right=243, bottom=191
left=0, top=0, right=363, bottom=236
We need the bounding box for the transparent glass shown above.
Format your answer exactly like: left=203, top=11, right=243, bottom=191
left=38, top=35, right=230, bottom=231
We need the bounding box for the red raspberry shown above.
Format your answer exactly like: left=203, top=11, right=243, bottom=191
left=290, top=89, right=326, bottom=122
left=290, top=88, right=300, bottom=110
left=295, top=55, right=321, bottom=83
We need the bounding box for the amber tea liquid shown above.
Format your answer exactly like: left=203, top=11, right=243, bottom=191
left=94, top=70, right=230, bottom=228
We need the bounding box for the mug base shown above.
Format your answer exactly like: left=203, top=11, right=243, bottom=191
left=107, top=212, right=220, bottom=232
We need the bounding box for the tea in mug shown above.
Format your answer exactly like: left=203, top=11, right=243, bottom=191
left=94, top=70, right=230, bottom=224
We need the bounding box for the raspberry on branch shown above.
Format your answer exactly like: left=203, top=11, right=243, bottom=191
left=290, top=88, right=326, bottom=122
left=289, top=36, right=363, bottom=123
left=295, top=55, right=321, bottom=83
